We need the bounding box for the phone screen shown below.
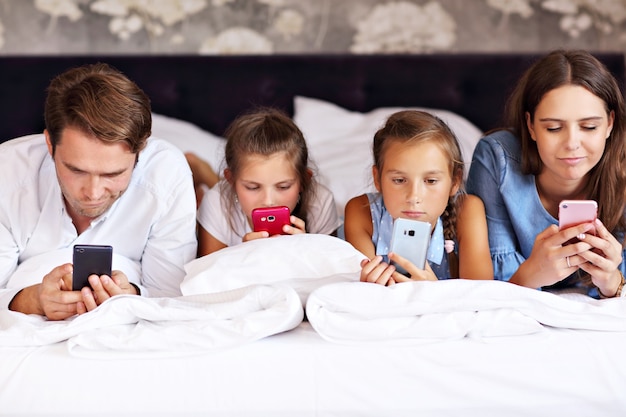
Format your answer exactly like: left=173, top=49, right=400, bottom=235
left=72, top=244, right=113, bottom=291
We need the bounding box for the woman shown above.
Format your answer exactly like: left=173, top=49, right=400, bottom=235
left=467, top=49, right=626, bottom=298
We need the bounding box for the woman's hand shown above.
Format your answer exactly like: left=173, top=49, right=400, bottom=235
left=576, top=219, right=624, bottom=297
left=511, top=222, right=594, bottom=289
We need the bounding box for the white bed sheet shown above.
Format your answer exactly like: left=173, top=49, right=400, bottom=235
left=2, top=319, right=625, bottom=416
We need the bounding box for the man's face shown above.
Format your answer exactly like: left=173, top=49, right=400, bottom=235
left=46, top=126, right=136, bottom=222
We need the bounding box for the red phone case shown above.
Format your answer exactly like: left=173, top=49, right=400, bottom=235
left=251, top=206, right=291, bottom=235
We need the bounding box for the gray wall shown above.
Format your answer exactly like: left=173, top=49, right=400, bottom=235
left=0, top=0, right=624, bottom=55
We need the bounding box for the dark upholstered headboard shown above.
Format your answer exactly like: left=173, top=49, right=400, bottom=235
left=0, top=53, right=624, bottom=142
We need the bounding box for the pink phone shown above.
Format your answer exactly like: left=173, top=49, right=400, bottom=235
left=558, top=200, right=597, bottom=241
left=251, top=206, right=291, bottom=235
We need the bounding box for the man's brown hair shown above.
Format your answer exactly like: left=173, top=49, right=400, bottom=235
left=45, top=62, right=151, bottom=154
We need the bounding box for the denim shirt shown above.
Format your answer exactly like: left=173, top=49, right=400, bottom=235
left=466, top=130, right=626, bottom=294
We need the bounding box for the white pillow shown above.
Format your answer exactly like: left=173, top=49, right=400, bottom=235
left=151, top=113, right=225, bottom=174
left=293, top=96, right=483, bottom=219
left=181, top=234, right=366, bottom=305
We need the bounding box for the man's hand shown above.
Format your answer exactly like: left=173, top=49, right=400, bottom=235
left=9, top=263, right=84, bottom=320
left=78, top=270, right=139, bottom=313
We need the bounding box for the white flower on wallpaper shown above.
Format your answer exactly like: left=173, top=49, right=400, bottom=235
left=199, top=27, right=273, bottom=54
left=541, top=0, right=626, bottom=37
left=108, top=12, right=143, bottom=40
left=89, top=0, right=208, bottom=39
left=541, top=0, right=577, bottom=14
left=487, top=0, right=626, bottom=38
left=273, top=9, right=303, bottom=40
left=350, top=1, right=456, bottom=53
left=486, top=0, right=534, bottom=18
left=35, top=0, right=83, bottom=21
left=17, top=0, right=626, bottom=54
left=212, top=0, right=282, bottom=7
left=559, top=12, right=592, bottom=37
left=257, top=0, right=285, bottom=6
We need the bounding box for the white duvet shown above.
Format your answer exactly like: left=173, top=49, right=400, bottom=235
left=306, top=279, right=626, bottom=344
left=2, top=248, right=304, bottom=357
left=0, top=284, right=303, bottom=358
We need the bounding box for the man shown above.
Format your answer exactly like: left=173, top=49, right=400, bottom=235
left=0, top=63, right=197, bottom=320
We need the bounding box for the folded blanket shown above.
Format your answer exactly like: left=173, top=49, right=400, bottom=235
left=0, top=284, right=303, bottom=358
left=306, top=279, right=626, bottom=344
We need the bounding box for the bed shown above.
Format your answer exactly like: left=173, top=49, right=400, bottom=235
left=1, top=53, right=626, bottom=417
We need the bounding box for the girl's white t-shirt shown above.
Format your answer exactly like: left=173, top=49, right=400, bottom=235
left=197, top=181, right=342, bottom=246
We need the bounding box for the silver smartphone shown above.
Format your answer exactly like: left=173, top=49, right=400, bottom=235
left=72, top=244, right=113, bottom=291
left=389, top=218, right=431, bottom=275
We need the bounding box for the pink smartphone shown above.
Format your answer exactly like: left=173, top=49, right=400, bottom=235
left=558, top=200, right=597, bottom=241
left=251, top=206, right=291, bottom=235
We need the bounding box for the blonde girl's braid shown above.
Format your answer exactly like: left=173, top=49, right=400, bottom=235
left=441, top=195, right=458, bottom=242
left=442, top=192, right=463, bottom=278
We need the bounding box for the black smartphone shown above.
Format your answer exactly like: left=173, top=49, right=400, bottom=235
left=72, top=244, right=113, bottom=291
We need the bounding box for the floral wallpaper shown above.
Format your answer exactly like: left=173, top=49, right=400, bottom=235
left=0, top=0, right=624, bottom=54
